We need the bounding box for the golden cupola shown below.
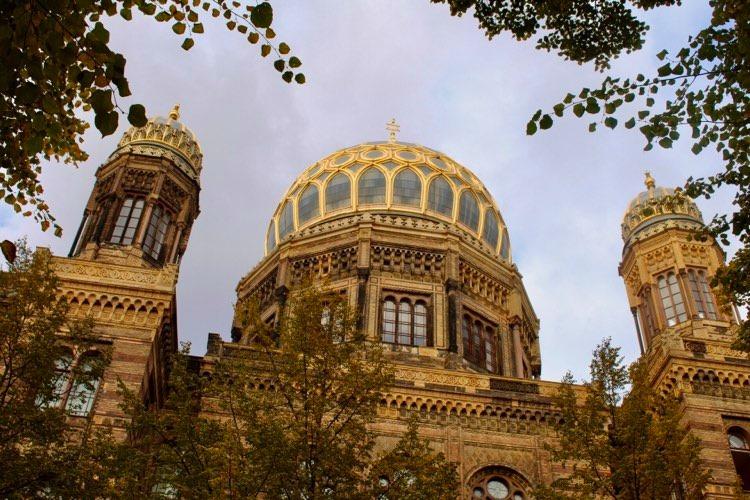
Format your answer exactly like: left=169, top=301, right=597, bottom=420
left=110, top=104, right=203, bottom=183
left=264, top=141, right=512, bottom=262
left=621, top=172, right=704, bottom=246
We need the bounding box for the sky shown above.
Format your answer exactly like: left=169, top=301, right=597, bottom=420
left=0, top=0, right=734, bottom=382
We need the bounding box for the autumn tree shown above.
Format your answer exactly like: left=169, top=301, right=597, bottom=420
left=0, top=0, right=303, bottom=242
left=435, top=0, right=750, bottom=348
left=535, top=338, right=709, bottom=499
left=0, top=240, right=111, bottom=497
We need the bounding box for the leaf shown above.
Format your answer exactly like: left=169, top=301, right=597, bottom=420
left=294, top=73, right=305, bottom=84
left=539, top=114, right=553, bottom=130
left=193, top=23, right=204, bottom=34
left=658, top=137, right=673, bottom=149
left=656, top=49, right=668, bottom=60
left=128, top=104, right=148, bottom=127
left=588, top=122, right=597, bottom=132
left=182, top=38, right=195, bottom=50
left=173, top=22, right=186, bottom=34
left=90, top=89, right=114, bottom=113
left=526, top=121, right=537, bottom=135
left=250, top=2, right=273, bottom=28
left=624, top=117, right=636, bottom=129
left=274, top=59, right=285, bottom=72
left=282, top=71, right=293, bottom=83
left=657, top=63, right=671, bottom=77
left=1, top=240, right=16, bottom=263
left=553, top=103, right=565, bottom=117
left=89, top=22, right=110, bottom=44
left=279, top=42, right=290, bottom=55
left=604, top=117, right=617, bottom=129
left=288, top=56, right=301, bottom=68
left=261, top=44, right=271, bottom=57
left=573, top=103, right=585, bottom=117
left=94, top=110, right=119, bottom=137
left=248, top=32, right=260, bottom=44
left=120, top=8, right=133, bottom=20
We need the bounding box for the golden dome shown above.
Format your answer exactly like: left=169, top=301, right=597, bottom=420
left=621, top=172, right=703, bottom=243
left=111, top=105, right=203, bottom=183
left=265, top=141, right=512, bottom=261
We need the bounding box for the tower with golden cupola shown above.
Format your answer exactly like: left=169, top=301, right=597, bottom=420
left=46, top=105, right=202, bottom=434
left=619, top=172, right=750, bottom=498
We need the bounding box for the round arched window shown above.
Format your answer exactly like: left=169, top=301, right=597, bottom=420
left=729, top=428, right=749, bottom=450
left=468, top=466, right=528, bottom=500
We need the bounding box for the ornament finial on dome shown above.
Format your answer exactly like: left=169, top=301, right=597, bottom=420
left=644, top=171, right=655, bottom=190
left=169, top=104, right=181, bottom=121
left=386, top=118, right=400, bottom=143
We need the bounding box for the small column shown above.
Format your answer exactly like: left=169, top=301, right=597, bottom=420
left=511, top=321, right=524, bottom=378
left=445, top=278, right=460, bottom=353
left=356, top=268, right=370, bottom=331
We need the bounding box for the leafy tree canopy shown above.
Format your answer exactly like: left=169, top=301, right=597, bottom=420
left=535, top=338, right=710, bottom=499
left=0, top=0, right=303, bottom=239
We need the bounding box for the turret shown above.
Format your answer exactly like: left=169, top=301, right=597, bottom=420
left=68, top=105, right=201, bottom=269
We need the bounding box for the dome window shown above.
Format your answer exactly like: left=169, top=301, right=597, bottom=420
left=458, top=191, right=480, bottom=231
left=500, top=229, right=510, bottom=260
left=482, top=209, right=499, bottom=248
left=392, top=168, right=422, bottom=207
left=142, top=205, right=171, bottom=261
left=427, top=177, right=454, bottom=217
left=297, top=184, right=320, bottom=224
left=278, top=201, right=294, bottom=240
left=657, top=272, right=688, bottom=326
left=325, top=173, right=351, bottom=212
left=358, top=168, right=386, bottom=205
left=266, top=220, right=277, bottom=253
left=110, top=197, right=145, bottom=245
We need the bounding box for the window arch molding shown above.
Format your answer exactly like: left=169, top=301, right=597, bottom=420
left=356, top=166, right=387, bottom=207
left=458, top=189, right=480, bottom=232
left=481, top=208, right=500, bottom=249
left=466, top=465, right=530, bottom=500
left=391, top=167, right=423, bottom=208
left=324, top=172, right=352, bottom=212
left=296, top=182, right=321, bottom=226
left=426, top=175, right=455, bottom=218
left=727, top=426, right=750, bottom=491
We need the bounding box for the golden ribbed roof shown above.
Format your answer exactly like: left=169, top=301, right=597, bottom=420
left=112, top=105, right=203, bottom=182
left=265, top=141, right=511, bottom=261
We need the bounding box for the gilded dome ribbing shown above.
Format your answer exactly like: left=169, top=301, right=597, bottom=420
left=265, top=141, right=511, bottom=261
left=621, top=172, right=703, bottom=243
left=111, top=105, right=203, bottom=183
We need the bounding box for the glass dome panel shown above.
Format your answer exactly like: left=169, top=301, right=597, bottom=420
left=325, top=173, right=352, bottom=212
left=427, top=177, right=454, bottom=216
left=278, top=201, right=294, bottom=239
left=482, top=209, right=499, bottom=248
left=298, top=184, right=320, bottom=224
left=458, top=191, right=479, bottom=231
left=500, top=229, right=510, bottom=260
left=392, top=168, right=422, bottom=207
left=266, top=220, right=276, bottom=253
left=358, top=168, right=386, bottom=205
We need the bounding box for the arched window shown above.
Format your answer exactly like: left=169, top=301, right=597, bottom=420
left=325, top=173, right=351, bottom=211
left=39, top=351, right=73, bottom=408
left=657, top=272, right=688, bottom=326
left=468, top=466, right=529, bottom=500
left=278, top=201, right=294, bottom=239
left=458, top=191, right=479, bottom=231
left=266, top=220, right=277, bottom=253
left=65, top=354, right=102, bottom=417
left=382, top=298, right=396, bottom=343
left=392, top=169, right=422, bottom=207
left=482, top=209, right=499, bottom=248
left=462, top=311, right=500, bottom=373
left=500, top=229, right=510, bottom=260
left=358, top=168, right=386, bottom=205
left=381, top=295, right=430, bottom=346
left=143, top=205, right=171, bottom=261
left=297, top=184, right=320, bottom=224
left=427, top=177, right=454, bottom=216
left=728, top=427, right=750, bottom=491
left=687, top=269, right=718, bottom=320
left=110, top=197, right=145, bottom=245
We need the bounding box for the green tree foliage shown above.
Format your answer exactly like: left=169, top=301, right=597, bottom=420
left=0, top=0, right=303, bottom=239
left=102, top=285, right=457, bottom=498
left=535, top=338, right=710, bottom=499
left=0, top=240, right=111, bottom=497
left=437, top=0, right=750, bottom=350
left=367, top=416, right=458, bottom=500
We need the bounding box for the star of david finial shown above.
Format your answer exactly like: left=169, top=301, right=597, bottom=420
left=644, top=171, right=655, bottom=190
left=386, top=118, right=400, bottom=143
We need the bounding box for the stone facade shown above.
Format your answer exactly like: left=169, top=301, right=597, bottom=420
left=48, top=114, right=750, bottom=497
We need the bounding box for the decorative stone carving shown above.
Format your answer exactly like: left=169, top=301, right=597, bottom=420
left=459, top=259, right=508, bottom=308
left=160, top=177, right=187, bottom=210
left=122, top=168, right=157, bottom=192
left=371, top=244, right=445, bottom=282
left=248, top=269, right=277, bottom=308
left=290, top=246, right=357, bottom=285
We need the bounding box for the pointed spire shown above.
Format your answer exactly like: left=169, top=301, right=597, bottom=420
left=644, top=171, right=655, bottom=190
left=169, top=104, right=181, bottom=121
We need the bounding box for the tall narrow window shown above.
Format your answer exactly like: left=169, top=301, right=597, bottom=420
left=657, top=272, right=688, bottom=326
left=392, top=169, right=422, bottom=207
left=297, top=184, right=320, bottom=224
left=482, top=209, right=499, bottom=248
left=39, top=351, right=73, bottom=408
left=278, top=201, right=294, bottom=239
left=325, top=173, right=351, bottom=211
left=397, top=300, right=412, bottom=344
left=110, top=197, right=145, bottom=245
left=687, top=269, right=718, bottom=320
left=413, top=302, right=428, bottom=346
left=728, top=427, right=750, bottom=490
left=462, top=312, right=499, bottom=373
left=639, top=289, right=658, bottom=340
left=358, top=168, right=386, bottom=204
left=382, top=298, right=396, bottom=343
left=458, top=191, right=479, bottom=231
left=485, top=326, right=497, bottom=373
left=427, top=177, right=454, bottom=216
left=266, top=221, right=277, bottom=253
left=65, top=355, right=102, bottom=417
left=500, top=229, right=510, bottom=260
left=143, top=205, right=171, bottom=261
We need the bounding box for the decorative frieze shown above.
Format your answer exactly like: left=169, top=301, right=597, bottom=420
left=371, top=244, right=445, bottom=282
left=122, top=167, right=157, bottom=192
left=160, top=177, right=187, bottom=210
left=248, top=269, right=277, bottom=307
left=290, top=246, right=358, bottom=285
left=459, top=259, right=507, bottom=308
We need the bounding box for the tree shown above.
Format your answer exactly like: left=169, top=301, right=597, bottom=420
left=535, top=338, right=709, bottom=499
left=0, top=240, right=111, bottom=497
left=435, top=0, right=750, bottom=350
left=0, top=0, right=303, bottom=241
